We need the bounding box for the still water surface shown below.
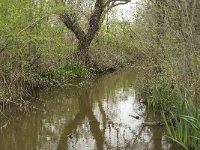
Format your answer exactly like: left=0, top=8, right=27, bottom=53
left=0, top=69, right=178, bottom=150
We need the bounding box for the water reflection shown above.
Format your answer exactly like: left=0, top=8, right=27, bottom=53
left=0, top=69, right=177, bottom=150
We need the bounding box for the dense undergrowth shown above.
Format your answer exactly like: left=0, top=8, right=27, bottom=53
left=144, top=75, right=200, bottom=150
left=133, top=1, right=200, bottom=149
left=0, top=0, right=136, bottom=105
left=0, top=61, right=91, bottom=103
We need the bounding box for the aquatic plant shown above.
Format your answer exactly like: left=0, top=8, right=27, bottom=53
left=146, top=77, right=200, bottom=150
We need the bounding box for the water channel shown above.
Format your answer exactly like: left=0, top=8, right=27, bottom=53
left=0, top=68, right=178, bottom=150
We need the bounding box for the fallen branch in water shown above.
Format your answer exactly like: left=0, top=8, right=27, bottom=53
left=142, top=118, right=177, bottom=126
left=129, top=115, right=140, bottom=119
left=142, top=121, right=163, bottom=126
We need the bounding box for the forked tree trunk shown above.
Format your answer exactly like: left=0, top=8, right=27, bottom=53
left=59, top=0, right=131, bottom=65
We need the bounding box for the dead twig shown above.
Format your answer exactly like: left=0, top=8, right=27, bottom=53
left=129, top=115, right=140, bottom=119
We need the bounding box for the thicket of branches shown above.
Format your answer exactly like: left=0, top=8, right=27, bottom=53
left=0, top=0, right=134, bottom=103
left=132, top=1, right=200, bottom=149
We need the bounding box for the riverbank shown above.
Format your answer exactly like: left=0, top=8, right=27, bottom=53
left=143, top=73, right=200, bottom=150
left=0, top=61, right=135, bottom=111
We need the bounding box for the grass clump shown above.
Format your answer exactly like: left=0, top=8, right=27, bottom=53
left=146, top=75, right=200, bottom=150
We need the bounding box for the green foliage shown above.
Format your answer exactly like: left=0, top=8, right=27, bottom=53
left=0, top=0, right=77, bottom=101
left=146, top=75, right=200, bottom=149
left=53, top=3, right=77, bottom=14
left=22, top=61, right=91, bottom=89
left=146, top=77, right=176, bottom=110
left=162, top=99, right=200, bottom=150
left=134, top=1, right=200, bottom=148
left=90, top=22, right=138, bottom=69
left=62, top=62, right=90, bottom=78
left=0, top=0, right=137, bottom=103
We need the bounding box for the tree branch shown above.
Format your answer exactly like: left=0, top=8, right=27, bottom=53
left=60, top=12, right=86, bottom=40
left=84, top=0, right=104, bottom=44
left=60, top=0, right=131, bottom=43
left=104, top=0, right=131, bottom=14
left=104, top=0, right=131, bottom=8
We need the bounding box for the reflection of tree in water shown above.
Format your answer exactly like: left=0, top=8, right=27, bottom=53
left=57, top=90, right=104, bottom=150
left=56, top=94, right=142, bottom=150
left=56, top=70, right=175, bottom=150
left=0, top=69, right=177, bottom=150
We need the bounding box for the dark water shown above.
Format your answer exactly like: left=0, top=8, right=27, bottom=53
left=0, top=68, right=178, bottom=150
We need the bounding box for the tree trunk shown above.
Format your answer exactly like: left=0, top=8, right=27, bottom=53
left=77, top=41, right=90, bottom=65
left=59, top=0, right=131, bottom=65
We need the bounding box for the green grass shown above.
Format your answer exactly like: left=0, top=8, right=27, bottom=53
left=62, top=62, right=91, bottom=79
left=33, top=61, right=92, bottom=87
left=146, top=77, right=200, bottom=150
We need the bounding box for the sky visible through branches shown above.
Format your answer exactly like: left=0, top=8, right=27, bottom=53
left=116, top=0, right=142, bottom=21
